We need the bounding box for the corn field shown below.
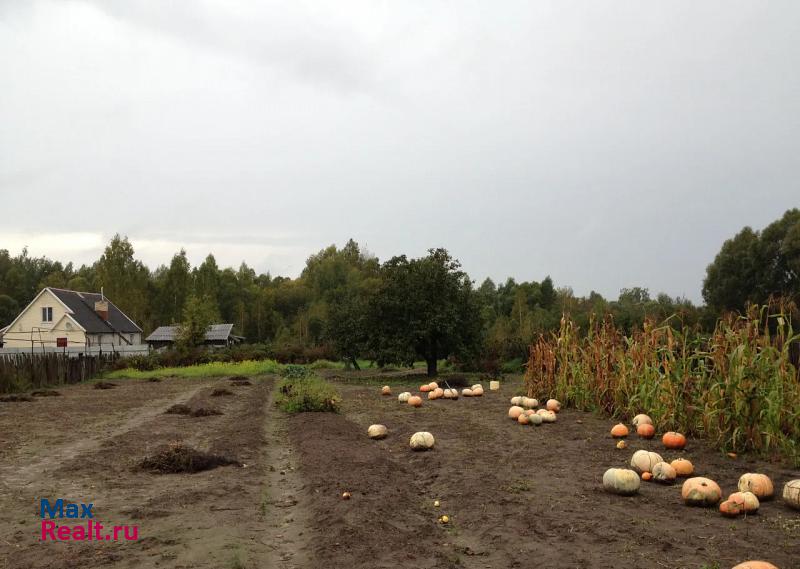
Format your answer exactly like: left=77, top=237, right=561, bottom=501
left=525, top=306, right=800, bottom=465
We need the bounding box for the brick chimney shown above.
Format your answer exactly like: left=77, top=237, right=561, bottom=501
left=94, top=300, right=109, bottom=321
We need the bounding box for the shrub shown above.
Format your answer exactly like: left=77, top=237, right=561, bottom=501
left=281, top=364, right=311, bottom=380
left=275, top=375, right=340, bottom=413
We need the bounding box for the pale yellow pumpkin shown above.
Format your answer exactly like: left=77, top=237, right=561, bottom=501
left=631, top=414, right=653, bottom=427
left=652, top=462, right=677, bottom=484
left=738, top=473, right=774, bottom=499
left=602, top=468, right=640, bottom=496
left=398, top=392, right=412, bottom=403
left=367, top=424, right=388, bottom=439
left=472, top=387, right=484, bottom=397
left=409, top=431, right=435, bottom=450
left=510, top=396, right=523, bottom=405
left=783, top=479, right=800, bottom=510
left=381, top=385, right=391, bottom=395
left=541, top=410, right=557, bottom=423
left=546, top=399, right=561, bottom=412
left=521, top=397, right=538, bottom=409
left=462, top=388, right=473, bottom=397
left=529, top=413, right=543, bottom=426
left=630, top=450, right=664, bottom=474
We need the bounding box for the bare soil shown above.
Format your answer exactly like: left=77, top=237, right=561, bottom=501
left=1, top=374, right=798, bottom=569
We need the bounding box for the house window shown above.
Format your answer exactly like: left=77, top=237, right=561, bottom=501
left=42, top=307, right=53, bottom=322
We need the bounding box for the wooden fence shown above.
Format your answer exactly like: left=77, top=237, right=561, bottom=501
left=0, top=353, right=117, bottom=394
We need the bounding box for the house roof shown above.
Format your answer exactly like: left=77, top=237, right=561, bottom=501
left=145, top=323, right=236, bottom=343
left=48, top=288, right=142, bottom=334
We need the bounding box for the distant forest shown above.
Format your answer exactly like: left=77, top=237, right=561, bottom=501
left=1, top=208, right=797, bottom=370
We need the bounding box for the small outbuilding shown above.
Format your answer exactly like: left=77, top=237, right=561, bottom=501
left=145, top=323, right=244, bottom=349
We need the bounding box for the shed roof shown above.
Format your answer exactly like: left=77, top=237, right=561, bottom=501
left=146, top=323, right=236, bottom=343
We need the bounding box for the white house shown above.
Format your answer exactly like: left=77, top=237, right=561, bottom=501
left=0, top=287, right=142, bottom=350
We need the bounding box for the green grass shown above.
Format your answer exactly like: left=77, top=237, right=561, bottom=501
left=275, top=375, right=341, bottom=413
left=105, top=359, right=283, bottom=380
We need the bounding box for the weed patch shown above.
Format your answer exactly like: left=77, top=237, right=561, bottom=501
left=275, top=375, right=340, bottom=413
left=0, top=393, right=34, bottom=402
left=30, top=390, right=61, bottom=397
left=94, top=381, right=117, bottom=390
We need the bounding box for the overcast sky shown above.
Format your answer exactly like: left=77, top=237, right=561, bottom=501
left=1, top=1, right=798, bottom=302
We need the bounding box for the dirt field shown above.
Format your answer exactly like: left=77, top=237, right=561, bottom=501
left=1, top=373, right=798, bottom=569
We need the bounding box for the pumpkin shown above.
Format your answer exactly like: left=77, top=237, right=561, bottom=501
left=616, top=440, right=627, bottom=450
left=427, top=390, right=440, bottom=400
left=510, top=396, right=523, bottom=405
left=670, top=458, right=694, bottom=477
left=367, top=424, right=388, bottom=439
left=521, top=397, right=538, bottom=409
left=641, top=472, right=652, bottom=481
left=719, top=491, right=760, bottom=516
left=420, top=384, right=431, bottom=393
left=523, top=409, right=536, bottom=416
left=381, top=385, right=391, bottom=395
left=632, top=414, right=653, bottom=427
left=731, top=563, right=779, bottom=569
left=508, top=406, right=524, bottom=420
left=610, top=423, right=629, bottom=438
left=541, top=410, right=557, bottom=423
left=433, top=387, right=444, bottom=399
left=429, top=382, right=439, bottom=390
left=462, top=388, right=473, bottom=397
left=471, top=384, right=483, bottom=391
left=408, top=395, right=423, bottom=407
left=636, top=424, right=656, bottom=439
left=546, top=399, right=561, bottom=412
left=443, top=388, right=458, bottom=399
left=517, top=414, right=530, bottom=425
left=652, top=462, right=677, bottom=484
left=783, top=479, right=800, bottom=510
left=682, top=477, right=722, bottom=506
left=473, top=388, right=484, bottom=397
left=738, top=473, right=774, bottom=499
left=398, top=392, right=412, bottom=403
left=536, top=408, right=549, bottom=415
left=489, top=380, right=500, bottom=390
left=662, top=431, right=687, bottom=450
left=409, top=431, right=435, bottom=450
left=602, top=468, right=641, bottom=496
left=630, top=450, right=664, bottom=474
left=529, top=413, right=543, bottom=426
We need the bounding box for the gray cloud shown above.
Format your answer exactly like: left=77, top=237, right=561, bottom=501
left=1, top=1, right=798, bottom=301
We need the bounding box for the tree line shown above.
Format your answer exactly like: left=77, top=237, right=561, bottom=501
left=0, top=208, right=797, bottom=374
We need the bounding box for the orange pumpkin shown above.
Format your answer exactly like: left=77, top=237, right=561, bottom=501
left=731, top=563, right=779, bottom=569
left=637, top=424, right=656, bottom=439
left=641, top=472, right=653, bottom=481
left=508, top=406, right=524, bottom=420
left=517, top=414, right=530, bottom=425
left=427, top=390, right=440, bottom=400
left=682, top=477, right=722, bottom=507
left=546, top=399, right=561, bottom=412
left=429, top=382, right=439, bottom=390
left=381, top=385, right=392, bottom=395
left=738, top=473, right=774, bottom=499
left=420, top=384, right=431, bottom=393
left=610, top=423, right=629, bottom=438
left=408, top=395, right=423, bottom=407
left=721, top=491, right=760, bottom=515
left=662, top=431, right=687, bottom=450
left=670, top=458, right=694, bottom=477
